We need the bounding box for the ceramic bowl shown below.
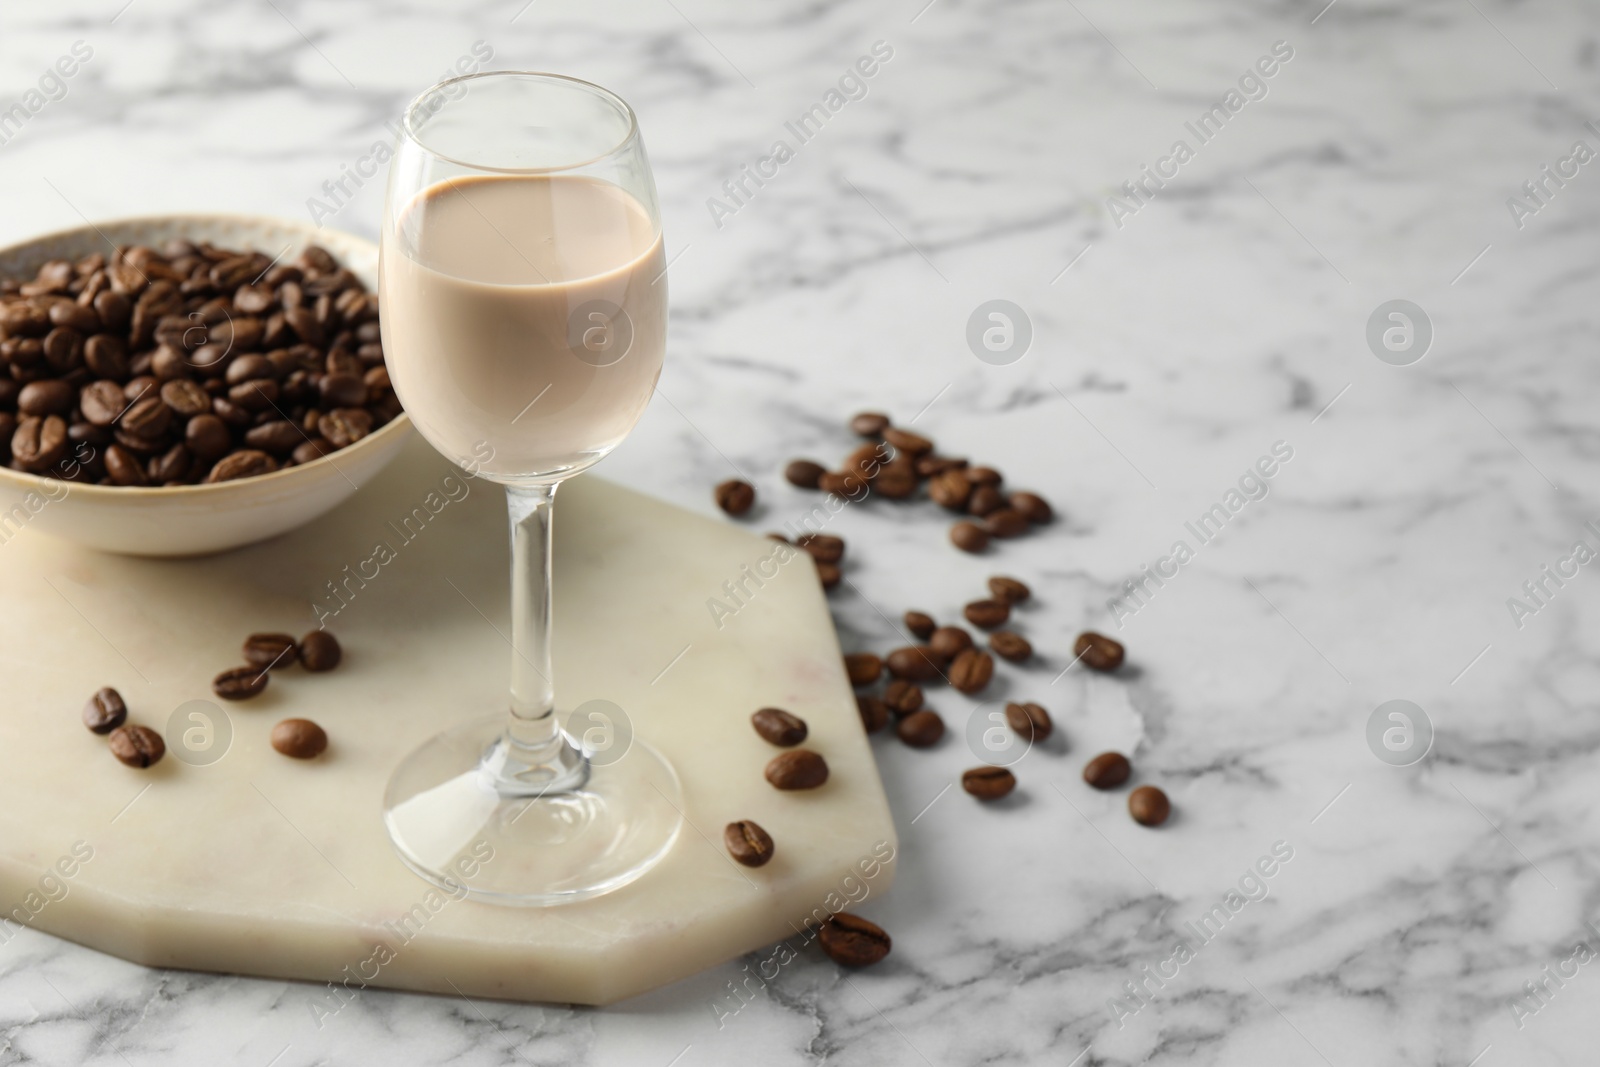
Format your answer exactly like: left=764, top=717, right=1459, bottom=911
left=0, top=215, right=410, bottom=556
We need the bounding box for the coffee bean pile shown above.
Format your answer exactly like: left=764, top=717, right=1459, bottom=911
left=0, top=242, right=399, bottom=486
left=81, top=630, right=341, bottom=770
left=776, top=411, right=1053, bottom=554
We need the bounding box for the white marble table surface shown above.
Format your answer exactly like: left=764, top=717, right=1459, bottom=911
left=3, top=0, right=1598, bottom=1063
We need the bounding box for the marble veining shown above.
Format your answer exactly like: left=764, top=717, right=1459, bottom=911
left=3, top=0, right=1600, bottom=1063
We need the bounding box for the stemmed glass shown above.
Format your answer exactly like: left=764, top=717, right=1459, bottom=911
left=377, top=71, right=682, bottom=905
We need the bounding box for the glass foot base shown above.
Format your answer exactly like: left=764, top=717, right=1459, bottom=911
left=382, top=712, right=684, bottom=906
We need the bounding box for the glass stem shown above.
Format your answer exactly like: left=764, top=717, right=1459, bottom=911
left=488, top=483, right=587, bottom=795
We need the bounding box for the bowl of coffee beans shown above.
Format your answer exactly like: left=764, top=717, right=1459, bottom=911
left=0, top=215, right=411, bottom=555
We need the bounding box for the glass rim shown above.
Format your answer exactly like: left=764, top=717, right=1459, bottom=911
left=400, top=70, right=641, bottom=175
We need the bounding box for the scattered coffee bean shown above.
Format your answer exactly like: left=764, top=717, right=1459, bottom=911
left=844, top=653, right=882, bottom=687
left=797, top=533, right=844, bottom=563
left=857, top=695, right=889, bottom=733
left=715, top=479, right=756, bottom=516
left=951, top=521, right=989, bottom=553
left=212, top=665, right=268, bottom=701
left=929, top=469, right=972, bottom=510
left=271, top=718, right=328, bottom=759
left=1005, top=701, right=1052, bottom=742
left=299, top=630, right=341, bottom=671
left=1083, top=751, right=1131, bottom=790
left=874, top=458, right=917, bottom=498
left=990, top=631, right=1032, bottom=662
left=967, top=484, right=1004, bottom=517
left=752, top=707, right=808, bottom=747
left=883, top=680, right=924, bottom=716
left=985, top=508, right=1029, bottom=538
left=725, top=820, right=775, bottom=867
left=818, top=470, right=863, bottom=497
left=882, top=427, right=932, bottom=455
left=243, top=632, right=298, bottom=670
left=1074, top=632, right=1125, bottom=672
left=915, top=455, right=964, bottom=477
left=885, top=646, right=941, bottom=682
left=988, top=576, right=1031, bottom=604
left=845, top=442, right=888, bottom=480
left=82, top=687, right=127, bottom=734
left=929, top=626, right=972, bottom=661
left=816, top=561, right=842, bottom=589
left=962, top=766, right=1016, bottom=800
left=765, top=748, right=829, bottom=790
left=966, top=466, right=1002, bottom=486
left=785, top=459, right=826, bottom=488
left=1129, top=785, right=1170, bottom=826
left=948, top=648, right=994, bottom=694
left=904, top=611, right=936, bottom=640
left=850, top=411, right=890, bottom=437
left=897, top=709, right=945, bottom=747
left=1011, top=491, right=1053, bottom=524
left=964, top=599, right=1010, bottom=629
left=109, top=724, right=165, bottom=768
left=818, top=913, right=891, bottom=967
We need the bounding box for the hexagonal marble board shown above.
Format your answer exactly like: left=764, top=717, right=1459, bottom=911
left=0, top=434, right=896, bottom=1005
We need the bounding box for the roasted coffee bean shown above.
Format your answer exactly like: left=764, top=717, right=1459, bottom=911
left=1074, top=631, right=1125, bottom=672
left=929, top=626, right=972, bottom=661
left=915, top=454, right=964, bottom=477
left=817, top=470, right=865, bottom=497
left=244, top=632, right=299, bottom=670
left=751, top=707, right=808, bottom=747
left=12, top=414, right=67, bottom=471
left=229, top=377, right=280, bottom=412
left=765, top=748, right=829, bottom=790
left=951, top=521, right=989, bottom=553
left=964, top=599, right=1010, bottom=629
left=724, top=820, right=775, bottom=867
left=93, top=290, right=131, bottom=330
left=845, top=441, right=890, bottom=482
left=962, top=766, right=1016, bottom=800
left=986, top=508, right=1029, bottom=538
left=0, top=413, right=14, bottom=462
left=245, top=420, right=303, bottom=455
left=785, top=459, right=826, bottom=488
left=882, top=427, right=932, bottom=455
left=185, top=413, right=231, bottom=460
left=149, top=444, right=190, bottom=483
left=990, top=630, right=1032, bottom=663
left=49, top=301, right=99, bottom=333
left=966, top=466, right=1002, bottom=486
left=904, top=611, right=936, bottom=640
left=225, top=353, right=275, bottom=385
left=897, top=709, right=944, bottom=747
left=1011, top=491, right=1053, bottom=524
left=883, top=680, right=923, bottom=716
left=929, top=469, right=972, bottom=510
left=78, top=380, right=125, bottom=426
left=119, top=395, right=171, bottom=438
left=82, top=686, right=127, bottom=734
left=988, top=576, right=1031, bottom=604
left=1083, top=751, right=1131, bottom=790
left=82, top=333, right=129, bottom=379
left=205, top=449, right=277, bottom=483
left=844, top=653, right=882, bottom=686
left=886, top=646, right=941, bottom=682
left=271, top=718, right=328, bottom=759
left=102, top=443, right=150, bottom=486
left=299, top=629, right=341, bottom=671
left=818, top=913, right=891, bottom=967
left=320, top=372, right=366, bottom=408
left=714, top=479, right=756, bottom=516
left=873, top=458, right=917, bottom=499
left=816, top=560, right=842, bottom=590
left=797, top=533, right=844, bottom=563
left=109, top=724, right=165, bottom=768
left=18, top=379, right=73, bottom=415
left=1005, top=701, right=1052, bottom=742
left=211, top=396, right=253, bottom=427
left=967, top=484, right=1004, bottom=517
left=213, top=665, right=269, bottom=700
left=124, top=376, right=158, bottom=402
left=849, top=411, right=890, bottom=436
left=318, top=407, right=371, bottom=448
left=42, top=326, right=84, bottom=372
left=160, top=378, right=211, bottom=417
left=858, top=695, right=890, bottom=733
left=292, top=437, right=333, bottom=465
left=1129, top=785, right=1171, bottom=826
left=150, top=345, right=191, bottom=381
left=948, top=648, right=995, bottom=694
left=234, top=284, right=275, bottom=314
